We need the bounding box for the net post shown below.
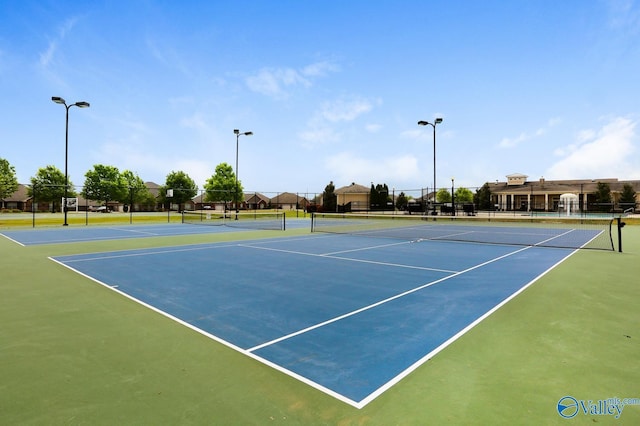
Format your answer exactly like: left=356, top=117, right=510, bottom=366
left=181, top=211, right=185, bottom=224
left=617, top=217, right=625, bottom=253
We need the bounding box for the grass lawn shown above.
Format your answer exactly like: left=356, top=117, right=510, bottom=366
left=0, top=219, right=638, bottom=424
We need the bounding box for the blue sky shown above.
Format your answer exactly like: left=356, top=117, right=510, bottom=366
left=1, top=1, right=639, bottom=195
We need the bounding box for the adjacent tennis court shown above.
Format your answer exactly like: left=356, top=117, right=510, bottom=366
left=49, top=216, right=597, bottom=408
left=0, top=212, right=303, bottom=246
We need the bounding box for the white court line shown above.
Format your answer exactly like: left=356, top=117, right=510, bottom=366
left=48, top=253, right=361, bottom=408
left=358, top=246, right=581, bottom=408
left=50, top=236, right=578, bottom=409
left=56, top=234, right=328, bottom=263
left=533, top=228, right=577, bottom=245
left=0, top=233, right=26, bottom=246
left=58, top=242, right=241, bottom=263
left=107, top=226, right=162, bottom=236
left=237, top=242, right=458, bottom=274
left=247, top=245, right=532, bottom=353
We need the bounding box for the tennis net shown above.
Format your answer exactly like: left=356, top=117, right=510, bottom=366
left=182, top=210, right=286, bottom=231
left=311, top=213, right=625, bottom=251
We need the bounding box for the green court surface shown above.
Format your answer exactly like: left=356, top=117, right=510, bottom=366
left=1, top=221, right=639, bottom=425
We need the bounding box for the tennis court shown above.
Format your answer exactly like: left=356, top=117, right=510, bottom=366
left=49, top=216, right=599, bottom=408
left=1, top=212, right=303, bottom=246
left=2, top=214, right=639, bottom=423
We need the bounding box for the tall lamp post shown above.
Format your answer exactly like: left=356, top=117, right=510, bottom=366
left=451, top=177, right=455, bottom=216
left=417, top=118, right=443, bottom=214
left=234, top=129, right=253, bottom=219
left=52, top=96, right=90, bottom=226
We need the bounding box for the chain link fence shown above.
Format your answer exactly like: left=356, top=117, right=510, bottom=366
left=2, top=181, right=636, bottom=227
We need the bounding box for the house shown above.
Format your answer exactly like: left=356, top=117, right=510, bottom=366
left=190, top=192, right=269, bottom=211
left=334, top=183, right=370, bottom=212
left=1, top=184, right=30, bottom=211
left=490, top=174, right=640, bottom=212
left=269, top=192, right=310, bottom=210
left=245, top=192, right=270, bottom=210
left=3, top=184, right=104, bottom=212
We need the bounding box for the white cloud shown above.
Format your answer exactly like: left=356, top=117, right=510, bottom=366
left=172, top=159, right=212, bottom=188
left=499, top=132, right=528, bottom=148
left=298, top=126, right=340, bottom=147
left=299, top=96, right=380, bottom=147
left=245, top=60, right=338, bottom=98
left=298, top=127, right=341, bottom=146
left=499, top=117, right=562, bottom=148
left=401, top=129, right=424, bottom=140
left=180, top=112, right=210, bottom=131
left=39, top=17, right=78, bottom=68
left=546, top=116, right=639, bottom=179
left=325, top=152, right=420, bottom=185
left=320, top=97, right=379, bottom=122
left=607, top=0, right=640, bottom=34
left=365, top=123, right=382, bottom=133
left=301, top=60, right=340, bottom=77
left=145, top=37, right=195, bottom=78
left=245, top=67, right=308, bottom=98
left=94, top=140, right=213, bottom=187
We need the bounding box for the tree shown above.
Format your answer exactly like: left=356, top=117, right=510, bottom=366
left=162, top=170, right=197, bottom=211
left=474, top=183, right=493, bottom=210
left=0, top=158, right=19, bottom=208
left=396, top=192, right=409, bottom=211
left=204, top=163, right=240, bottom=210
left=28, top=165, right=75, bottom=212
left=322, top=181, right=337, bottom=212
left=454, top=187, right=474, bottom=204
left=82, top=164, right=127, bottom=208
left=619, top=183, right=637, bottom=211
left=121, top=170, right=152, bottom=212
left=594, top=181, right=612, bottom=212
left=370, top=183, right=390, bottom=211
left=436, top=188, right=451, bottom=203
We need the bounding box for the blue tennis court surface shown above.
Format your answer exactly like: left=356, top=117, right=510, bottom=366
left=1, top=220, right=309, bottom=246
left=50, top=232, right=580, bottom=408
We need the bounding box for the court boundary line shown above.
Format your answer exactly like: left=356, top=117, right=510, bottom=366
left=237, top=242, right=459, bottom=274
left=357, top=246, right=582, bottom=407
left=0, top=232, right=26, bottom=247
left=48, top=233, right=582, bottom=409
left=52, top=235, right=326, bottom=263
left=48, top=254, right=359, bottom=408
left=246, top=245, right=532, bottom=355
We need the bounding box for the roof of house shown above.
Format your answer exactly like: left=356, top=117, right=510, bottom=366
left=335, top=183, right=369, bottom=194
left=490, top=178, right=640, bottom=193
left=3, top=184, right=29, bottom=202
left=270, top=192, right=308, bottom=203
left=245, top=192, right=270, bottom=203
left=145, top=182, right=161, bottom=197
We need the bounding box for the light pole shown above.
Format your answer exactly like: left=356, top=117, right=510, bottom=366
left=234, top=129, right=253, bottom=219
left=451, top=177, right=455, bottom=216
left=418, top=118, right=443, bottom=214
left=52, top=96, right=90, bottom=226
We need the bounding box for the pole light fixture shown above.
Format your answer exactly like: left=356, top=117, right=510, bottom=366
left=418, top=118, right=443, bottom=214
left=234, top=129, right=253, bottom=219
left=451, top=177, right=455, bottom=216
left=52, top=96, right=90, bottom=226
